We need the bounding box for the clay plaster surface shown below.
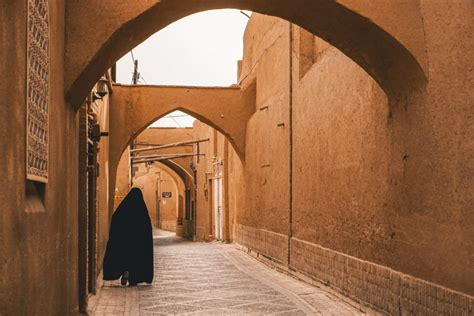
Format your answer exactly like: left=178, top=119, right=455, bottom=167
left=1, top=1, right=79, bottom=314
left=235, top=11, right=474, bottom=296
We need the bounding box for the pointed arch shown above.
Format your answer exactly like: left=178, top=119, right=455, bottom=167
left=109, top=84, right=254, bottom=167
left=108, top=83, right=253, bottom=219
left=66, top=0, right=427, bottom=107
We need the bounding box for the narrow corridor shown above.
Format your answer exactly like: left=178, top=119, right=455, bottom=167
left=89, top=231, right=371, bottom=315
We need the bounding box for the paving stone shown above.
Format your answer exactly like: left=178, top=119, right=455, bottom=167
left=182, top=298, right=250, bottom=308
left=89, top=231, right=371, bottom=315
left=142, top=303, right=213, bottom=314
left=139, top=295, right=199, bottom=306
left=275, top=310, right=309, bottom=316
left=186, top=308, right=249, bottom=315
left=229, top=302, right=296, bottom=314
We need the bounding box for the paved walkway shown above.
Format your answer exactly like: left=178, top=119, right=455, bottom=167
left=89, top=231, right=371, bottom=315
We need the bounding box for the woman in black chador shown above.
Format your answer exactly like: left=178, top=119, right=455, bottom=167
left=103, top=187, right=154, bottom=286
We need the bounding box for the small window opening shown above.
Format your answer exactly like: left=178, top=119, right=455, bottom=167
left=25, top=180, right=46, bottom=213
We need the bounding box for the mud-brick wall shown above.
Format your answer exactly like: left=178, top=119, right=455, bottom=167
left=114, top=147, right=131, bottom=208
left=192, top=122, right=209, bottom=240
left=291, top=2, right=474, bottom=296
left=238, top=16, right=291, bottom=237
left=0, top=1, right=79, bottom=314
left=95, top=85, right=112, bottom=281
left=193, top=121, right=217, bottom=241
left=233, top=10, right=473, bottom=314
left=291, top=26, right=391, bottom=279
left=227, top=141, right=244, bottom=243
left=190, top=120, right=242, bottom=243
left=158, top=167, right=182, bottom=232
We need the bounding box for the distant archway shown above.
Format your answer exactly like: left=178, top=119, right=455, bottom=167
left=109, top=100, right=243, bottom=221
left=160, top=160, right=193, bottom=184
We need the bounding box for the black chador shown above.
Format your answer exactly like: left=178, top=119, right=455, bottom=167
left=103, top=188, right=154, bottom=286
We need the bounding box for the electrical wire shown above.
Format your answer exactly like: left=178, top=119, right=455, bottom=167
left=130, top=50, right=141, bottom=84
left=171, top=116, right=195, bottom=139
left=240, top=10, right=251, bottom=19
left=157, top=114, right=193, bottom=119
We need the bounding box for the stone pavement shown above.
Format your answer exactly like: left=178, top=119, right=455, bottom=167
left=89, top=231, right=373, bottom=315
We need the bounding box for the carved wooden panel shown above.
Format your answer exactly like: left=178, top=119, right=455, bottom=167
left=26, top=0, right=49, bottom=182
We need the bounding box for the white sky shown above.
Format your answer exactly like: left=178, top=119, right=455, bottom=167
left=116, top=10, right=251, bottom=128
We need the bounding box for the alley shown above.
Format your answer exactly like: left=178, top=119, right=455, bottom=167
left=89, top=231, right=368, bottom=315
left=1, top=1, right=473, bottom=314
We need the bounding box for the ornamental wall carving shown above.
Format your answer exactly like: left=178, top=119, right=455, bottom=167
left=26, top=0, right=49, bottom=182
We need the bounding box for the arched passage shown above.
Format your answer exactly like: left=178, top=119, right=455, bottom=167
left=66, top=0, right=427, bottom=108
left=108, top=87, right=250, bottom=222
left=160, top=160, right=194, bottom=185
left=109, top=84, right=254, bottom=173
left=114, top=125, right=199, bottom=236
left=132, top=159, right=187, bottom=231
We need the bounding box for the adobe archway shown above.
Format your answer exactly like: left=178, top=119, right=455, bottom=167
left=108, top=83, right=253, bottom=217
left=66, top=0, right=427, bottom=108
left=160, top=160, right=194, bottom=184
left=115, top=127, right=197, bottom=237
left=133, top=160, right=187, bottom=231
left=109, top=84, right=254, bottom=169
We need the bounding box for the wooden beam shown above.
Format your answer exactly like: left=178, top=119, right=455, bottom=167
left=135, top=142, right=193, bottom=147
left=133, top=153, right=200, bottom=160
left=132, top=153, right=204, bottom=164
left=130, top=138, right=209, bottom=153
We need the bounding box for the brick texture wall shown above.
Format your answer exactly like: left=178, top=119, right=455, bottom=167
left=234, top=224, right=288, bottom=264
left=235, top=224, right=473, bottom=315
